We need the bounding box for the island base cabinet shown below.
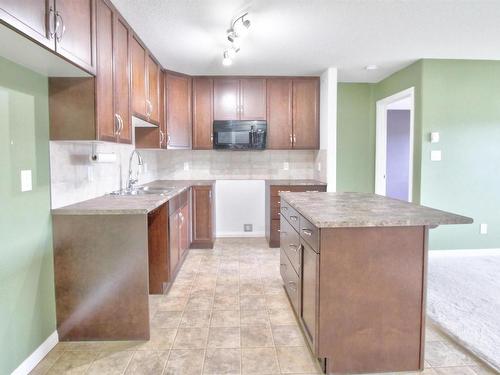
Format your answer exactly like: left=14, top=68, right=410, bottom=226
left=320, top=226, right=427, bottom=374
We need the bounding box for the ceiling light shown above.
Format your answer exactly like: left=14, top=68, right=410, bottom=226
left=227, top=47, right=239, bottom=59
left=365, top=65, right=378, bottom=70
left=222, top=51, right=232, bottom=66
left=233, top=14, right=251, bottom=37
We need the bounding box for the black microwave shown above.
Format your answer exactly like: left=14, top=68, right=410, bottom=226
left=213, top=120, right=267, bottom=150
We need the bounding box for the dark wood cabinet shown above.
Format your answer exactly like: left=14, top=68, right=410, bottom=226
left=131, top=35, right=147, bottom=119
left=169, top=210, right=180, bottom=277
left=213, top=78, right=240, bottom=120
left=179, top=202, right=189, bottom=257
left=213, top=78, right=266, bottom=121
left=267, top=78, right=293, bottom=149
left=293, top=78, right=319, bottom=149
left=301, top=241, right=319, bottom=351
left=147, top=54, right=160, bottom=124
left=192, top=77, right=213, bottom=149
left=0, top=0, right=55, bottom=49
left=54, top=0, right=96, bottom=74
left=191, top=185, right=215, bottom=248
left=113, top=13, right=131, bottom=143
left=0, top=0, right=96, bottom=74
left=94, top=0, right=130, bottom=143
left=165, top=71, right=192, bottom=148
left=240, top=78, right=266, bottom=120
left=148, top=204, right=169, bottom=294
left=265, top=182, right=326, bottom=248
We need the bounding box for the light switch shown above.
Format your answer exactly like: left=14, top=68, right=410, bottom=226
left=480, top=223, right=488, bottom=234
left=430, top=132, right=440, bottom=143
left=283, top=162, right=289, bottom=171
left=21, top=170, right=32, bottom=192
left=431, top=150, right=442, bottom=161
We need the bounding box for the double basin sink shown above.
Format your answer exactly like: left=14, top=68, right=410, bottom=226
left=109, top=186, right=176, bottom=196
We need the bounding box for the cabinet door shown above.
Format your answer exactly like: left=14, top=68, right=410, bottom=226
left=301, top=242, right=319, bottom=352
left=147, top=55, right=160, bottom=124
left=293, top=79, right=319, bottom=149
left=191, top=186, right=213, bottom=248
left=0, top=0, right=55, bottom=49
left=54, top=0, right=96, bottom=74
left=213, top=78, right=239, bottom=120
left=179, top=203, right=189, bottom=257
left=165, top=72, right=191, bottom=148
left=114, top=14, right=131, bottom=143
left=131, top=35, right=147, bottom=119
left=240, top=78, right=266, bottom=120
left=267, top=78, right=293, bottom=149
left=94, top=0, right=115, bottom=142
left=192, top=77, right=213, bottom=149
left=169, top=212, right=179, bottom=277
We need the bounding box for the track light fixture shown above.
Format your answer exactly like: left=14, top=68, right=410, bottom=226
left=222, top=12, right=251, bottom=66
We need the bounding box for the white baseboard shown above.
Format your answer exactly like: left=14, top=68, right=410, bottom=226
left=216, top=231, right=265, bottom=238
left=430, top=248, right=500, bottom=257
left=12, top=330, right=59, bottom=375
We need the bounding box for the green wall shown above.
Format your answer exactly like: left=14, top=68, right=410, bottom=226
left=420, top=60, right=500, bottom=249
left=337, top=59, right=500, bottom=249
left=336, top=83, right=375, bottom=192
left=0, top=57, right=56, bottom=374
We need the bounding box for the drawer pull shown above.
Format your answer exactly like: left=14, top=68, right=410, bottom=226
left=278, top=190, right=290, bottom=194
left=288, top=281, right=297, bottom=292
left=289, top=244, right=299, bottom=252
left=290, top=215, right=298, bottom=222
left=280, top=263, right=287, bottom=268
left=282, top=207, right=288, bottom=211
left=302, top=229, right=313, bottom=236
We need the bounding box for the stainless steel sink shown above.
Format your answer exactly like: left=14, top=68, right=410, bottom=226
left=108, top=187, right=175, bottom=196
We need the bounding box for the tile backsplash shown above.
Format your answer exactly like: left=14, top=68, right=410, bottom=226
left=49, top=142, right=320, bottom=208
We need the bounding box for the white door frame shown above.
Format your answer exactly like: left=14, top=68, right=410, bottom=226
left=375, top=87, right=415, bottom=201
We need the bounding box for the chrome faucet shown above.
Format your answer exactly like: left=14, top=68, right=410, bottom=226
left=127, top=150, right=144, bottom=190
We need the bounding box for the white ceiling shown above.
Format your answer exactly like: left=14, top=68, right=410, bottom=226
left=111, top=0, right=500, bottom=82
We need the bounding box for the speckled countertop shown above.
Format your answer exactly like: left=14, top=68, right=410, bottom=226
left=280, top=192, right=473, bottom=228
left=51, top=180, right=215, bottom=216
left=266, top=179, right=326, bottom=186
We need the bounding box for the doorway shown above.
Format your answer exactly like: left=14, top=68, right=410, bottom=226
left=375, top=87, right=414, bottom=202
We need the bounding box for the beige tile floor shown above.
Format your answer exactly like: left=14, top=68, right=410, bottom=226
left=31, top=238, right=498, bottom=375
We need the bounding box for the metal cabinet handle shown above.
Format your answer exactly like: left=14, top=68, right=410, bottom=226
left=282, top=207, right=288, bottom=211
left=114, top=114, right=120, bottom=135
left=210, top=133, right=213, bottom=142
left=145, top=100, right=152, bottom=118
left=159, top=130, right=165, bottom=145
left=48, top=6, right=55, bottom=39
left=290, top=215, right=298, bottom=222
left=293, top=133, right=296, bottom=144
left=280, top=263, right=286, bottom=268
left=179, top=212, right=184, bottom=224
left=289, top=243, right=299, bottom=252
left=167, top=133, right=171, bottom=145
left=55, top=11, right=65, bottom=43
left=289, top=133, right=293, bottom=145
left=288, top=281, right=297, bottom=292
left=118, top=115, right=124, bottom=135
left=302, top=229, right=313, bottom=236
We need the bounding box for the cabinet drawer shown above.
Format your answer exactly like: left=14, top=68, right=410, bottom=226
left=280, top=199, right=300, bottom=231
left=300, top=216, right=320, bottom=252
left=280, top=216, right=301, bottom=274
left=280, top=248, right=299, bottom=313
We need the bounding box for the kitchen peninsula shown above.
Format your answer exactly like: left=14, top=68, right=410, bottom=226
left=279, top=192, right=473, bottom=374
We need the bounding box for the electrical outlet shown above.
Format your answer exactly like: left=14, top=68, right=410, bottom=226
left=431, top=150, right=442, bottom=161
left=184, top=162, right=189, bottom=171
left=244, top=224, right=253, bottom=232
left=480, top=223, right=488, bottom=235
left=283, top=162, right=289, bottom=171
left=20, top=170, right=32, bottom=192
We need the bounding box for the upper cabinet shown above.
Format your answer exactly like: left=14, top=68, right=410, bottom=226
left=0, top=0, right=55, bottom=49
left=165, top=71, right=192, bottom=148
left=292, top=78, right=319, bottom=149
left=192, top=77, right=213, bottom=150
left=267, top=78, right=293, bottom=149
left=213, top=78, right=266, bottom=121
left=53, top=0, right=96, bottom=74
left=131, top=35, right=160, bottom=125
left=266, top=77, right=319, bottom=150
left=0, top=0, right=96, bottom=74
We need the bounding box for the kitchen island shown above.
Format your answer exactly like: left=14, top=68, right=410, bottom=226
left=279, top=192, right=472, bottom=375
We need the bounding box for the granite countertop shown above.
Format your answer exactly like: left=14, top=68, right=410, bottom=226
left=280, top=192, right=473, bottom=228
left=266, top=179, right=326, bottom=186
left=52, top=180, right=215, bottom=216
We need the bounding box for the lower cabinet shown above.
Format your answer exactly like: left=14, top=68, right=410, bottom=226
left=168, top=190, right=189, bottom=279
left=301, top=241, right=319, bottom=351
left=168, top=209, right=180, bottom=277
left=191, top=185, right=215, bottom=248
